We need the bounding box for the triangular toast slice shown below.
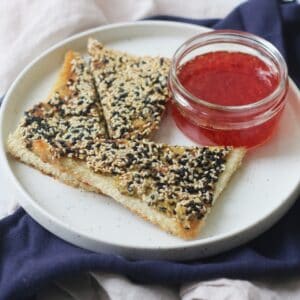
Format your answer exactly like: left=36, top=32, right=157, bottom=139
left=7, top=51, right=107, bottom=192
left=30, top=137, right=244, bottom=239
left=87, top=38, right=170, bottom=140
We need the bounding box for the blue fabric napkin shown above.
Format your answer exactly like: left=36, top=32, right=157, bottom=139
left=1, top=0, right=300, bottom=299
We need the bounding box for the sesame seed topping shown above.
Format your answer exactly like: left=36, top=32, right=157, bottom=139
left=21, top=53, right=107, bottom=158
left=88, top=38, right=170, bottom=140
left=86, top=139, right=231, bottom=226
left=18, top=46, right=231, bottom=230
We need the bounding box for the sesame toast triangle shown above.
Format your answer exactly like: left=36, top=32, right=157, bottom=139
left=87, top=38, right=171, bottom=140
left=79, top=140, right=245, bottom=239
left=7, top=50, right=108, bottom=191
left=38, top=138, right=244, bottom=239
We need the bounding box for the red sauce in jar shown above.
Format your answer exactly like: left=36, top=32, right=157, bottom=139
left=171, top=51, right=284, bottom=148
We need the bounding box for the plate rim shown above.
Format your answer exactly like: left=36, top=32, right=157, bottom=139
left=1, top=20, right=299, bottom=257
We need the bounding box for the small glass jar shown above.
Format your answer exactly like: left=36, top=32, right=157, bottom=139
left=168, top=30, right=288, bottom=148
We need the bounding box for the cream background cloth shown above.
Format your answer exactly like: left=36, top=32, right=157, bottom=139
left=2, top=0, right=300, bottom=299
left=0, top=0, right=243, bottom=95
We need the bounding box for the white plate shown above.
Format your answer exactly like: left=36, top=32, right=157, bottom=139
left=1, top=21, right=300, bottom=261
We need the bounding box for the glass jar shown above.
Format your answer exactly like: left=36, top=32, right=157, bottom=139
left=168, top=30, right=288, bottom=148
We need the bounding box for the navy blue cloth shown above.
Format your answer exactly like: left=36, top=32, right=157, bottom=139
left=1, top=0, right=300, bottom=299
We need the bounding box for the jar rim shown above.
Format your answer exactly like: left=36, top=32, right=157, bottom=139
left=170, top=30, right=288, bottom=112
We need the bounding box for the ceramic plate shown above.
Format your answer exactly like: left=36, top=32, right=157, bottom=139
left=1, top=21, right=300, bottom=261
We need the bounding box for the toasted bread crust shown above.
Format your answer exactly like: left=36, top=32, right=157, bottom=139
left=51, top=50, right=75, bottom=97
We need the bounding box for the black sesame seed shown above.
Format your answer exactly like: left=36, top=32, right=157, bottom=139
left=166, top=157, right=173, bottom=165
left=125, top=153, right=135, bottom=167
left=111, top=170, right=118, bottom=175
left=119, top=128, right=127, bottom=136
left=119, top=92, right=129, bottom=99
left=159, top=207, right=167, bottom=212
left=102, top=58, right=109, bottom=64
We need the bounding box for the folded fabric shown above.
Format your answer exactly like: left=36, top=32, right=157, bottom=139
left=181, top=277, right=300, bottom=300
left=36, top=272, right=179, bottom=300
left=1, top=0, right=300, bottom=299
